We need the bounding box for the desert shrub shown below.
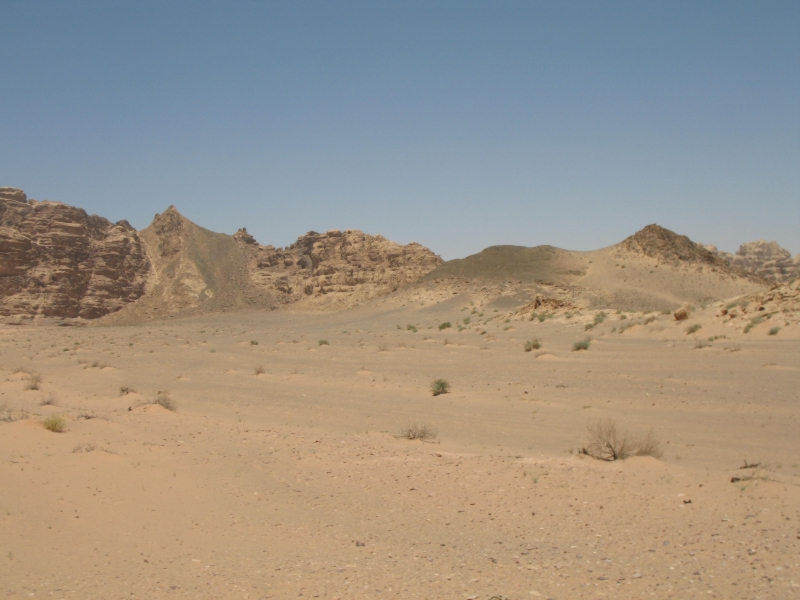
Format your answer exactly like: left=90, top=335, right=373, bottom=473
left=463, top=317, right=470, bottom=325
left=25, top=373, right=41, bottom=391
left=584, top=323, right=594, bottom=331
left=685, top=323, right=702, bottom=335
left=377, top=342, right=388, bottom=352
left=40, top=395, right=56, bottom=406
left=594, top=311, right=607, bottom=325
left=572, top=338, right=591, bottom=351
left=406, top=324, right=418, bottom=332
left=768, top=327, right=780, bottom=336
left=254, top=365, right=265, bottom=375
left=119, top=386, right=134, bottom=395
left=523, top=339, right=541, bottom=352
left=582, top=418, right=662, bottom=461
left=744, top=315, right=763, bottom=333
left=643, top=316, right=656, bottom=325
left=438, top=322, right=451, bottom=330
left=398, top=421, right=438, bottom=441
left=154, top=391, right=176, bottom=411
left=538, top=314, right=546, bottom=322
left=431, top=379, right=450, bottom=396
left=725, top=301, right=738, bottom=309
left=250, top=340, right=258, bottom=345
left=318, top=339, right=329, bottom=346
left=42, top=414, right=67, bottom=433
left=694, top=339, right=709, bottom=349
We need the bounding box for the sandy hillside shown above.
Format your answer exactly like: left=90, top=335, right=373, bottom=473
left=2, top=293, right=799, bottom=599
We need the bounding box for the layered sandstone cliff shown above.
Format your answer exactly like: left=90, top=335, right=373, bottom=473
left=0, top=187, right=150, bottom=320
left=704, top=240, right=799, bottom=284
left=241, top=228, right=443, bottom=309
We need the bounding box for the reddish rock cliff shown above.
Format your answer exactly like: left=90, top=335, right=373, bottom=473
left=0, top=187, right=150, bottom=320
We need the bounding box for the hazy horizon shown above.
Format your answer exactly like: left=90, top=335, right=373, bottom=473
left=2, top=1, right=798, bottom=259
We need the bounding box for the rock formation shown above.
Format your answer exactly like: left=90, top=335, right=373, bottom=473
left=705, top=240, right=799, bottom=284
left=242, top=229, right=443, bottom=308
left=0, top=187, right=150, bottom=320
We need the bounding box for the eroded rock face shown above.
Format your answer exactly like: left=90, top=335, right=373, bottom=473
left=243, top=228, right=443, bottom=307
left=0, top=188, right=150, bottom=319
left=709, top=241, right=799, bottom=284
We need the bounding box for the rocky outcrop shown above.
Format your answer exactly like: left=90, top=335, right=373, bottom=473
left=705, top=240, right=799, bottom=284
left=242, top=228, right=443, bottom=308
left=0, top=187, right=150, bottom=320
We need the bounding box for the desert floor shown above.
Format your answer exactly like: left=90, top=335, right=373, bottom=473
left=1, top=300, right=799, bottom=599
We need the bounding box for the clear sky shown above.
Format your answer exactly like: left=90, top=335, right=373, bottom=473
left=2, top=1, right=798, bottom=259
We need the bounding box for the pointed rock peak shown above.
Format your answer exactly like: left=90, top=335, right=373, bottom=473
left=619, top=224, right=714, bottom=263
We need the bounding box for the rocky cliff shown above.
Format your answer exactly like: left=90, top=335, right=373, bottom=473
left=241, top=228, right=443, bottom=309
left=704, top=240, right=799, bottom=284
left=0, top=187, right=150, bottom=320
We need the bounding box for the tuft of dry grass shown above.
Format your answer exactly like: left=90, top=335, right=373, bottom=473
left=42, top=414, right=67, bottom=433
left=25, top=372, right=41, bottom=391
left=572, top=338, right=591, bottom=351
left=39, top=394, right=56, bottom=406
left=119, top=386, right=134, bottom=396
left=523, top=339, right=541, bottom=352
left=581, top=418, right=663, bottom=461
left=254, top=365, right=265, bottom=375
left=154, top=390, right=176, bottom=411
left=377, top=342, right=388, bottom=352
left=397, top=421, right=438, bottom=441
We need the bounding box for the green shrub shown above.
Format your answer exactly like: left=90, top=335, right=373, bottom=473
left=250, top=340, right=258, bottom=345
left=584, top=323, right=594, bottom=331
left=431, top=379, right=450, bottom=396
left=42, top=415, right=66, bottom=433
left=744, top=316, right=763, bottom=333
left=438, top=322, right=451, bottom=330
left=572, top=339, right=591, bottom=351
left=406, top=324, right=418, bottom=332
left=685, top=324, right=702, bottom=335
left=463, top=317, right=470, bottom=325
left=594, top=311, right=607, bottom=325
left=768, top=327, right=780, bottom=336
left=523, top=339, right=541, bottom=352
left=318, top=339, right=329, bottom=346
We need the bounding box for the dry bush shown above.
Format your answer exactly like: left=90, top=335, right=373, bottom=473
left=572, top=338, right=591, bottom=351
left=397, top=421, right=438, bottom=441
left=431, top=379, right=450, bottom=396
left=582, top=418, right=663, bottom=461
left=154, top=390, right=176, bottom=411
left=119, top=386, right=134, bottom=395
left=523, top=339, right=541, bottom=352
left=42, top=414, right=67, bottom=433
left=377, top=342, right=388, bottom=352
left=254, top=365, right=265, bottom=375
left=25, top=372, right=41, bottom=391
left=39, top=394, right=56, bottom=406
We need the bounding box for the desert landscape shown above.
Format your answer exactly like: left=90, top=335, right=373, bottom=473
left=1, top=187, right=799, bottom=599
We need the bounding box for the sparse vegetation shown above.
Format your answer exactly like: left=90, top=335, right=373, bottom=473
left=250, top=340, right=258, bottom=345
left=25, top=372, right=41, bottom=390
left=254, top=365, right=265, bottom=375
left=768, top=327, right=780, bottom=336
left=581, top=419, right=662, bottom=461
left=463, top=317, right=470, bottom=325
left=685, top=323, right=702, bottom=335
left=42, top=414, right=67, bottom=433
left=406, top=324, right=418, bottom=332
left=431, top=379, right=450, bottom=396
left=397, top=421, right=438, bottom=441
left=377, top=342, right=388, bottom=352
left=39, top=394, right=56, bottom=406
left=120, top=386, right=134, bottom=395
left=318, top=339, right=329, bottom=346
left=643, top=316, right=656, bottom=325
left=523, top=339, right=541, bottom=352
left=154, top=390, right=176, bottom=411
left=572, top=338, right=591, bottom=351
left=438, top=322, right=451, bottom=330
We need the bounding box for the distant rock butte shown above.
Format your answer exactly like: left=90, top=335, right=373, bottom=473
left=241, top=228, right=444, bottom=308
left=0, top=187, right=150, bottom=319
left=704, top=240, right=799, bottom=284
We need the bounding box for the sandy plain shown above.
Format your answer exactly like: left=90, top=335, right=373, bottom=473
left=1, top=299, right=799, bottom=600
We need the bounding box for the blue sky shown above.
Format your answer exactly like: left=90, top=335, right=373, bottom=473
left=2, top=1, right=798, bottom=259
